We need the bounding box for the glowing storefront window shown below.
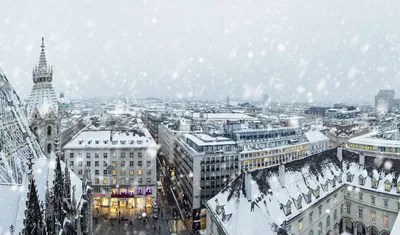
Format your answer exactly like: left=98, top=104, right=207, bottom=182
left=146, top=197, right=152, bottom=207
left=112, top=170, right=117, bottom=176
left=102, top=197, right=109, bottom=206
left=103, top=178, right=108, bottom=184
left=120, top=188, right=127, bottom=194
left=384, top=215, right=389, bottom=227
left=128, top=188, right=135, bottom=194
left=370, top=211, right=376, bottom=223
left=138, top=169, right=142, bottom=175
left=111, top=188, right=118, bottom=194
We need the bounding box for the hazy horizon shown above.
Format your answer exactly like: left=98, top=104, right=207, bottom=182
left=1, top=0, right=400, bottom=103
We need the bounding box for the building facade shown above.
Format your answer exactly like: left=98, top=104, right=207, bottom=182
left=26, top=37, right=60, bottom=156
left=63, top=123, right=157, bottom=218
left=173, top=133, right=240, bottom=231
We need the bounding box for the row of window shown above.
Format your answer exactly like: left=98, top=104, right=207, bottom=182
left=347, top=172, right=400, bottom=192
left=94, top=177, right=152, bottom=185
left=348, top=191, right=398, bottom=209
left=348, top=143, right=400, bottom=153
left=346, top=202, right=390, bottom=227
left=69, top=160, right=152, bottom=168
left=200, top=155, right=238, bottom=163
left=91, top=169, right=151, bottom=176
left=77, top=139, right=145, bottom=145
left=69, top=152, right=144, bottom=159
left=242, top=152, right=308, bottom=171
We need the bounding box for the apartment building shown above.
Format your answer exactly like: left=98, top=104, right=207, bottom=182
left=173, top=133, right=240, bottom=230
left=63, top=120, right=157, bottom=217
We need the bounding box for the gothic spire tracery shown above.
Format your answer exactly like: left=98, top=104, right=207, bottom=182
left=38, top=37, right=47, bottom=71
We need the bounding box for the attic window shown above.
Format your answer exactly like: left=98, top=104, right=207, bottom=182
left=104, top=140, right=108, bottom=144
left=297, top=196, right=303, bottom=209
left=112, top=141, right=117, bottom=145
left=306, top=191, right=312, bottom=204
left=337, top=173, right=343, bottom=183
left=130, top=140, right=134, bottom=144
left=313, top=187, right=320, bottom=199
left=284, top=201, right=292, bottom=216
left=346, top=173, right=353, bottom=182
left=359, top=175, right=365, bottom=186
left=331, top=178, right=336, bottom=188
left=95, top=140, right=99, bottom=144
left=120, top=141, right=126, bottom=145
left=371, top=178, right=378, bottom=189
left=137, top=140, right=143, bottom=145
left=78, top=140, right=83, bottom=145
left=385, top=181, right=391, bottom=192
left=88, top=140, right=92, bottom=144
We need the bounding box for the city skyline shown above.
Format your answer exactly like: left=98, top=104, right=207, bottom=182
left=1, top=0, right=400, bottom=103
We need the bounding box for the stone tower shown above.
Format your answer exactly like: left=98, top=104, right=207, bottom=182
left=27, top=37, right=60, bottom=156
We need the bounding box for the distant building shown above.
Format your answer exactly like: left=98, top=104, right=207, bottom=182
left=375, top=89, right=395, bottom=113
left=26, top=37, right=60, bottom=156
left=142, top=111, right=165, bottom=143
left=304, top=106, right=330, bottom=116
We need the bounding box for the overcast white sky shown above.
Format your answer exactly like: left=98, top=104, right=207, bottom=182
left=1, top=0, right=400, bottom=103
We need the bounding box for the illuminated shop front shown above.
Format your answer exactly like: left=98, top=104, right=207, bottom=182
left=106, top=186, right=155, bottom=209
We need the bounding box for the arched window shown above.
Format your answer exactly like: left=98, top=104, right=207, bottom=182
left=47, top=126, right=52, bottom=137
left=47, top=143, right=52, bottom=154
left=309, top=230, right=314, bottom=235
left=334, top=209, right=337, bottom=221
left=326, top=215, right=331, bottom=228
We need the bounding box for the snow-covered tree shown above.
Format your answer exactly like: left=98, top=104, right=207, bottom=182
left=23, top=155, right=43, bottom=235
left=64, top=160, right=71, bottom=202
left=53, top=154, right=64, bottom=233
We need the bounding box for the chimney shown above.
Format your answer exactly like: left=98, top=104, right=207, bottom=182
left=279, top=164, right=285, bottom=186
left=337, top=147, right=343, bottom=161
left=215, top=199, right=220, bottom=214
left=359, top=153, right=365, bottom=165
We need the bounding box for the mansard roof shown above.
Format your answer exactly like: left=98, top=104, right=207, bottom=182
left=207, top=148, right=400, bottom=235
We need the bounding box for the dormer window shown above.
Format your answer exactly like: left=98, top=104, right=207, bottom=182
left=137, top=140, right=143, bottom=145
left=104, top=140, right=108, bottom=144
left=359, top=175, right=365, bottom=186
left=385, top=180, right=392, bottom=192
left=371, top=178, right=378, bottom=189
left=296, top=195, right=303, bottom=209
left=130, top=140, right=134, bottom=144
left=112, top=141, right=117, bottom=145
left=284, top=200, right=292, bottom=216
left=305, top=190, right=312, bottom=204
left=331, top=178, right=336, bottom=188
left=322, top=181, right=329, bottom=192
left=78, top=140, right=83, bottom=145
left=313, top=186, right=320, bottom=199
left=337, top=173, right=343, bottom=183
left=346, top=172, right=353, bottom=182
left=120, top=141, right=126, bottom=145
left=95, top=140, right=100, bottom=144
left=88, top=140, right=92, bottom=144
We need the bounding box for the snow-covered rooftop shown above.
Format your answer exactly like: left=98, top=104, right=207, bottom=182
left=183, top=133, right=236, bottom=146
left=207, top=148, right=400, bottom=235
left=304, top=130, right=329, bottom=142
left=64, top=124, right=157, bottom=149
left=349, top=131, right=400, bottom=148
